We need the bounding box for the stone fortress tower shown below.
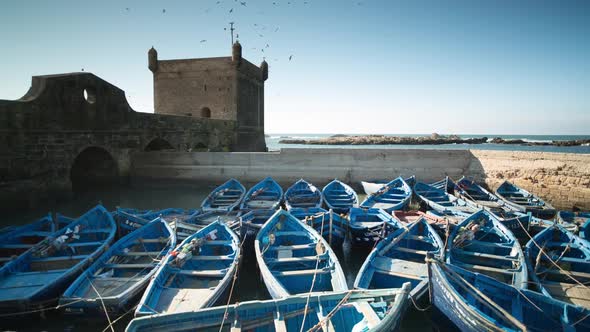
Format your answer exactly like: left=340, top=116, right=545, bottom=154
left=148, top=42, right=268, bottom=151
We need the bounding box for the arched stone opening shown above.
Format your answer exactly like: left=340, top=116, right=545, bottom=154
left=144, top=138, right=175, bottom=151
left=70, top=147, right=118, bottom=191
left=200, top=107, right=211, bottom=118
left=193, top=142, right=208, bottom=152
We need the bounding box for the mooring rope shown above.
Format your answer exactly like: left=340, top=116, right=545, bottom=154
left=299, top=214, right=326, bottom=332
left=218, top=229, right=248, bottom=332
left=306, top=290, right=353, bottom=332
left=87, top=276, right=115, bottom=332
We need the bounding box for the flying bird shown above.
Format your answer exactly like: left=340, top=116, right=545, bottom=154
left=289, top=55, right=293, bottom=61
left=200, top=39, right=207, bottom=43
left=240, top=1, right=246, bottom=6
left=162, top=8, right=166, bottom=13
left=265, top=44, right=269, bottom=48
left=274, top=27, right=279, bottom=32
left=229, top=8, right=233, bottom=13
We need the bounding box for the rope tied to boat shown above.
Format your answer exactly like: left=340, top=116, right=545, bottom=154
left=86, top=276, right=115, bottom=332
left=306, top=290, right=354, bottom=332
left=515, top=219, right=590, bottom=297
left=299, top=213, right=327, bottom=332
left=218, top=228, right=248, bottom=332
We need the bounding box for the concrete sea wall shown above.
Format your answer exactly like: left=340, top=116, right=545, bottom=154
left=131, top=148, right=590, bottom=210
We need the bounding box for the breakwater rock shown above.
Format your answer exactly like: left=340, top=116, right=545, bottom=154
left=279, top=134, right=488, bottom=145
left=279, top=134, right=590, bottom=146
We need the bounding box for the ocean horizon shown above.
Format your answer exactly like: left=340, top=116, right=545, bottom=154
left=266, top=133, right=590, bottom=154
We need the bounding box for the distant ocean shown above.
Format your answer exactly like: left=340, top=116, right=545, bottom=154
left=265, top=134, right=590, bottom=154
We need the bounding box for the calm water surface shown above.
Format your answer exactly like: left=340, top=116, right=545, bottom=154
left=2, top=183, right=449, bottom=331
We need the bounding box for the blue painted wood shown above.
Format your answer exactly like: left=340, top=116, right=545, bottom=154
left=241, top=177, right=283, bottom=210
left=136, top=220, right=240, bottom=316
left=447, top=209, right=528, bottom=288
left=255, top=209, right=347, bottom=299
left=201, top=178, right=246, bottom=213
left=114, top=208, right=202, bottom=239
left=427, top=259, right=590, bottom=332
left=558, top=211, right=590, bottom=237
left=496, top=180, right=556, bottom=219
left=127, top=285, right=411, bottom=332
left=525, top=224, right=590, bottom=308
left=59, top=218, right=175, bottom=314
left=0, top=215, right=55, bottom=267
left=239, top=209, right=276, bottom=243
left=455, top=177, right=520, bottom=216
left=284, top=179, right=323, bottom=211
left=355, top=218, right=444, bottom=299
left=361, top=175, right=416, bottom=196
left=429, top=176, right=456, bottom=194
left=0, top=205, right=116, bottom=313
left=321, top=179, right=358, bottom=214
left=349, top=207, right=401, bottom=246
left=360, top=177, right=412, bottom=212
left=290, top=208, right=347, bottom=248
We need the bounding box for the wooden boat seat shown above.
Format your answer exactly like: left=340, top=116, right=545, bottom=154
left=133, top=238, right=169, bottom=244
left=0, top=243, right=35, bottom=249
left=355, top=302, right=381, bottom=327
left=466, top=239, right=513, bottom=248
left=453, top=249, right=519, bottom=261
left=404, top=235, right=433, bottom=243
left=176, top=270, right=226, bottom=277
left=191, top=255, right=234, bottom=261
left=114, top=251, right=163, bottom=257
left=69, top=241, right=103, bottom=247
left=274, top=231, right=309, bottom=237
left=272, top=268, right=331, bottom=277
left=392, top=247, right=428, bottom=255
left=538, top=268, right=590, bottom=280
left=17, top=231, right=53, bottom=237
left=371, top=256, right=426, bottom=280
left=267, top=255, right=327, bottom=264
left=30, top=254, right=87, bottom=262
left=203, top=240, right=233, bottom=246
left=103, top=263, right=155, bottom=269
left=268, top=243, right=316, bottom=251
left=80, top=228, right=113, bottom=234
left=454, top=262, right=516, bottom=275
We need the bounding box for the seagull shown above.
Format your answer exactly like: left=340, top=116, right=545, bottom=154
left=240, top=1, right=246, bottom=6
left=289, top=55, right=293, bottom=61
left=162, top=8, right=166, bottom=13
left=125, top=7, right=129, bottom=11
left=274, top=27, right=279, bottom=32
left=200, top=39, right=207, bottom=43
left=229, top=8, right=233, bottom=13
left=265, top=44, right=269, bottom=48
left=216, top=1, right=220, bottom=3
left=81, top=68, right=84, bottom=72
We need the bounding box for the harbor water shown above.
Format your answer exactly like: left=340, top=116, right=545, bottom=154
left=1, top=183, right=446, bottom=331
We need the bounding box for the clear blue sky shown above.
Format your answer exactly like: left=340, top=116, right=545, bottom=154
left=1, top=0, right=588, bottom=134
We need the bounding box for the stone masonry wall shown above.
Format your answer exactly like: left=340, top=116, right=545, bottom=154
left=468, top=150, right=590, bottom=210
left=131, top=148, right=590, bottom=211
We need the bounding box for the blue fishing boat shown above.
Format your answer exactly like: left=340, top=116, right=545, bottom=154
left=201, top=178, right=246, bottom=213
left=427, top=258, right=590, bottom=332
left=126, top=286, right=411, bottom=332
left=525, top=224, right=590, bottom=308
left=349, top=207, right=400, bottom=246
left=355, top=218, right=443, bottom=299
left=284, top=179, right=323, bottom=210
left=241, top=177, right=283, bottom=210
left=321, top=179, right=358, bottom=214
left=192, top=210, right=242, bottom=234
left=495, top=180, right=556, bottom=219
left=239, top=209, right=276, bottom=244
left=291, top=208, right=347, bottom=248
left=0, top=215, right=55, bottom=267
left=59, top=218, right=175, bottom=314
left=360, top=177, right=412, bottom=212
left=361, top=175, right=416, bottom=196
left=255, top=209, right=348, bottom=298
left=447, top=209, right=527, bottom=288
left=429, top=176, right=456, bottom=194
left=116, top=208, right=202, bottom=240
left=455, top=177, right=519, bottom=214
left=0, top=205, right=116, bottom=313
left=414, top=181, right=478, bottom=215
left=135, top=220, right=240, bottom=316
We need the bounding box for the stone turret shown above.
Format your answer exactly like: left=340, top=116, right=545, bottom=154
left=232, top=41, right=242, bottom=65
left=260, top=59, right=268, bottom=81
left=148, top=47, right=158, bottom=73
